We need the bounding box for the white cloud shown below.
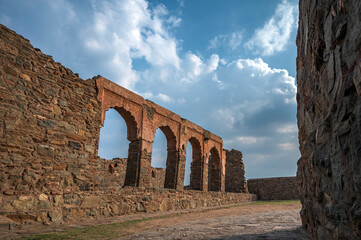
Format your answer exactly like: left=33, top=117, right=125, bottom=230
left=276, top=123, right=298, bottom=133
left=155, top=93, right=173, bottom=103
left=236, top=136, right=266, bottom=145
left=206, top=54, right=220, bottom=73
left=167, top=16, right=182, bottom=28
left=245, top=0, right=298, bottom=56
left=178, top=53, right=220, bottom=84
left=277, top=142, right=297, bottom=151
left=83, top=0, right=181, bottom=89
left=208, top=31, right=243, bottom=50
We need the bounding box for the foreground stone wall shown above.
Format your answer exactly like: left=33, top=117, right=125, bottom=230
left=225, top=149, right=247, bottom=193
left=0, top=24, right=102, bottom=197
left=297, top=0, right=361, bottom=239
left=247, top=177, right=298, bottom=200
left=1, top=187, right=256, bottom=229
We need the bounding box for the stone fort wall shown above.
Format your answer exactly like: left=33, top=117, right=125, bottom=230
left=0, top=24, right=253, bottom=229
left=247, top=177, right=298, bottom=201
left=297, top=0, right=361, bottom=239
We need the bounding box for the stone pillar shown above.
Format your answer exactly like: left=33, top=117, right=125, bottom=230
left=137, top=140, right=153, bottom=187
left=175, top=151, right=186, bottom=190
left=220, top=149, right=226, bottom=192
left=124, top=139, right=142, bottom=186
left=164, top=149, right=179, bottom=189
left=202, top=155, right=208, bottom=192
left=225, top=149, right=247, bottom=193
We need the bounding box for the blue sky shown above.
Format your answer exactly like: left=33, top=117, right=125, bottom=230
left=0, top=0, right=300, bottom=184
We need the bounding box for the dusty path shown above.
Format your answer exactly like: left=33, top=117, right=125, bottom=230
left=3, top=202, right=309, bottom=239
left=122, top=203, right=309, bottom=239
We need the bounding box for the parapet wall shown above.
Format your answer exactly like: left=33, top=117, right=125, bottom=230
left=297, top=0, right=361, bottom=239
left=0, top=24, right=252, bottom=228
left=247, top=177, right=298, bottom=200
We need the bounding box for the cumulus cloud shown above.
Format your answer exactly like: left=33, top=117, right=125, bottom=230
left=245, top=0, right=298, bottom=56
left=83, top=0, right=181, bottom=89
left=167, top=56, right=299, bottom=178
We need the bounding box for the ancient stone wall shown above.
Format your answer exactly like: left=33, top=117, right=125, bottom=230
left=99, top=158, right=165, bottom=188
left=0, top=24, right=255, bottom=228
left=225, top=149, right=247, bottom=193
left=247, top=177, right=298, bottom=200
left=0, top=186, right=255, bottom=229
left=297, top=0, right=361, bottom=239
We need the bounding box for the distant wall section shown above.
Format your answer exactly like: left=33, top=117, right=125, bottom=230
left=247, top=177, right=298, bottom=200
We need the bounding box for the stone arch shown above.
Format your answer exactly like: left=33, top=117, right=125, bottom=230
left=187, top=137, right=203, bottom=190
left=208, top=147, right=221, bottom=191
left=102, top=106, right=141, bottom=187
left=113, top=106, right=138, bottom=140
left=152, top=125, right=178, bottom=189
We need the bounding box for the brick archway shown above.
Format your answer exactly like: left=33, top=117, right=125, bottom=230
left=112, top=106, right=138, bottom=140
left=153, top=126, right=178, bottom=189
left=96, top=76, right=226, bottom=191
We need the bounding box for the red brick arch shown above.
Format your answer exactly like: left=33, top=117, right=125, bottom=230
left=96, top=76, right=226, bottom=191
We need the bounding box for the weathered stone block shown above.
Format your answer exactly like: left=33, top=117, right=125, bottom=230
left=80, top=196, right=101, bottom=208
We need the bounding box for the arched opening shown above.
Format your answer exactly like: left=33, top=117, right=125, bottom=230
left=151, top=126, right=178, bottom=189
left=98, top=108, right=129, bottom=159
left=208, top=147, right=221, bottom=192
left=150, top=128, right=167, bottom=188
left=98, top=107, right=140, bottom=187
left=184, top=137, right=202, bottom=190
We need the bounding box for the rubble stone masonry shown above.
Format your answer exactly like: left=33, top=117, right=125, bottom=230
left=297, top=0, right=361, bottom=239
left=0, top=24, right=253, bottom=229
left=225, top=149, right=247, bottom=193
left=247, top=177, right=298, bottom=200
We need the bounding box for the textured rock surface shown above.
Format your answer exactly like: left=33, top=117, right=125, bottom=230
left=247, top=177, right=298, bottom=200
left=297, top=0, right=361, bottom=239
left=225, top=149, right=247, bottom=193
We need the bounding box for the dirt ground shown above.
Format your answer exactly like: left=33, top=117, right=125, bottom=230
left=121, top=203, right=309, bottom=239
left=3, top=202, right=309, bottom=240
